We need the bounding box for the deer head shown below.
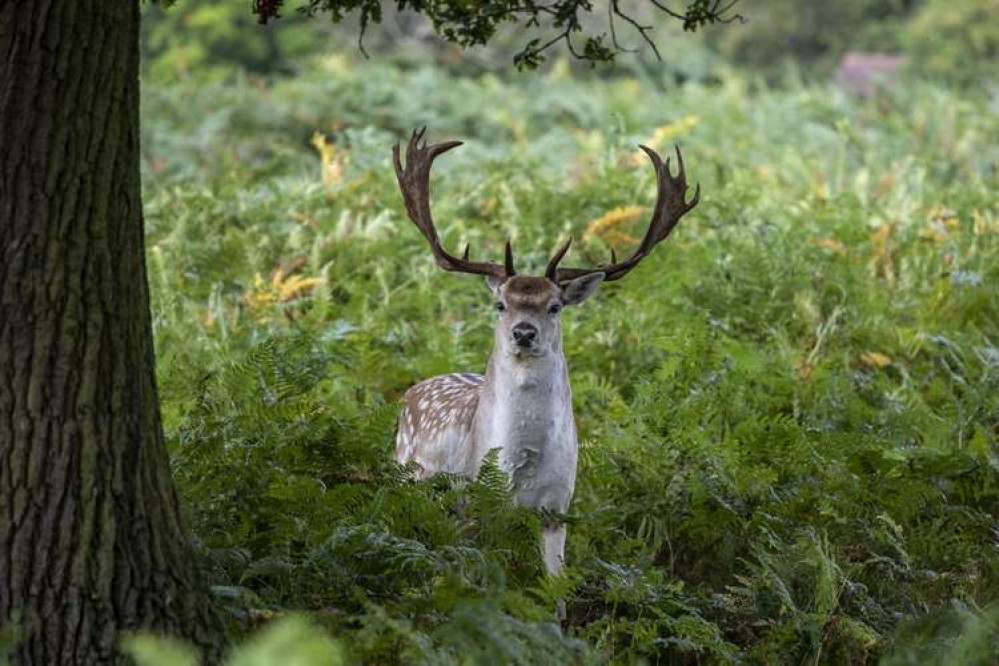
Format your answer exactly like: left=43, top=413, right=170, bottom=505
left=392, top=127, right=700, bottom=360
left=483, top=268, right=604, bottom=360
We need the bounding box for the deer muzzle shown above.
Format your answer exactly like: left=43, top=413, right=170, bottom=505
left=512, top=322, right=538, bottom=348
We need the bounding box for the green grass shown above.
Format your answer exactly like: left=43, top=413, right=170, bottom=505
left=140, top=56, right=999, bottom=664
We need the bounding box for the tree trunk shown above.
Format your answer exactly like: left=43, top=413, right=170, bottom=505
left=0, top=1, right=224, bottom=663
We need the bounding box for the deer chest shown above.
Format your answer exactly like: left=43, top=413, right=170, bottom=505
left=483, top=388, right=577, bottom=512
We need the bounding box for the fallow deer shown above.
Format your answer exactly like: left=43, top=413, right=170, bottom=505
left=393, top=127, right=700, bottom=585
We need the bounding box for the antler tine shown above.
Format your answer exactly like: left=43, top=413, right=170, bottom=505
left=393, top=127, right=514, bottom=280
left=555, top=143, right=700, bottom=283
left=544, top=237, right=572, bottom=281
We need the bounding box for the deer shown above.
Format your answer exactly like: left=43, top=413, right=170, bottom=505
left=393, top=127, right=700, bottom=601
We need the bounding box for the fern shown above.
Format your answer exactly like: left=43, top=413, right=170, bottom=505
left=141, top=47, right=999, bottom=663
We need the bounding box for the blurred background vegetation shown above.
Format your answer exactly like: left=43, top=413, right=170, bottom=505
left=142, top=0, right=999, bottom=89
left=112, top=1, right=999, bottom=664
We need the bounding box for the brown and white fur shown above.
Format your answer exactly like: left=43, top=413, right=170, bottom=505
left=390, top=127, right=699, bottom=601
left=396, top=273, right=604, bottom=576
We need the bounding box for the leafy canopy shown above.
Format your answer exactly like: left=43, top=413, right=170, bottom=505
left=159, top=0, right=743, bottom=67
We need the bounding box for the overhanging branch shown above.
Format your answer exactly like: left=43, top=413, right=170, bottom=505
left=275, top=1, right=743, bottom=68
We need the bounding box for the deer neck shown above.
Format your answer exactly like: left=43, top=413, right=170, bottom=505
left=474, top=337, right=575, bottom=497
left=485, top=344, right=569, bottom=404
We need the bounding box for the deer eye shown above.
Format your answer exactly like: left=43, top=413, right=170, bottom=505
left=548, top=303, right=562, bottom=315
left=495, top=302, right=506, bottom=312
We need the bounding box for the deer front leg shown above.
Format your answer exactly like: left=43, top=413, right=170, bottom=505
left=542, top=524, right=566, bottom=575
left=542, top=525, right=567, bottom=623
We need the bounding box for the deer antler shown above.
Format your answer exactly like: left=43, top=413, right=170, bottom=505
left=393, top=127, right=515, bottom=280
left=549, top=144, right=700, bottom=283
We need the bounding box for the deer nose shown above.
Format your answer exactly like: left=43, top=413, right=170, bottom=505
left=512, top=322, right=538, bottom=347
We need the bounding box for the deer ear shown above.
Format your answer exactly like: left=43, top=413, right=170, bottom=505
left=485, top=275, right=505, bottom=295
left=561, top=272, right=604, bottom=306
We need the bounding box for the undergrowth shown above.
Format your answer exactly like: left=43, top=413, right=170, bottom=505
left=139, top=54, right=999, bottom=664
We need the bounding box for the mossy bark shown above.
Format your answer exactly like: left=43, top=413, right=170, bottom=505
left=0, top=1, right=224, bottom=663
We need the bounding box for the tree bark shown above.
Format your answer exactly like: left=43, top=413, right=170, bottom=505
left=0, top=1, right=224, bottom=663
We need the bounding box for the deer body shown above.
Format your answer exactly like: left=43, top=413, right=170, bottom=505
left=390, top=128, right=700, bottom=592
left=398, top=366, right=576, bottom=571
left=398, top=276, right=590, bottom=573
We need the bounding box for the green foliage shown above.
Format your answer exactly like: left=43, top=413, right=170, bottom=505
left=124, top=634, right=200, bottom=666
left=145, top=0, right=741, bottom=78
left=904, top=0, right=999, bottom=89
left=124, top=616, right=345, bottom=666
left=705, top=0, right=912, bottom=78
left=226, top=616, right=345, bottom=666
left=142, top=49, right=999, bottom=663
left=882, top=602, right=999, bottom=665
left=142, top=2, right=336, bottom=81
left=144, top=0, right=997, bottom=90
left=291, top=0, right=740, bottom=68
left=704, top=0, right=999, bottom=89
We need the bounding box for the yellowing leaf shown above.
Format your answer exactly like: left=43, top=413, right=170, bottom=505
left=625, top=115, right=699, bottom=166
left=921, top=206, right=960, bottom=242
left=317, top=54, right=350, bottom=76
left=311, top=131, right=347, bottom=188
left=480, top=195, right=499, bottom=215
left=860, top=351, right=893, bottom=368
left=973, top=209, right=999, bottom=236
left=245, top=272, right=277, bottom=308
left=918, top=224, right=948, bottom=243
left=935, top=208, right=960, bottom=227
left=642, top=115, right=699, bottom=148
left=270, top=268, right=323, bottom=302
left=813, top=180, right=830, bottom=200
left=813, top=238, right=847, bottom=253
left=244, top=269, right=324, bottom=322
left=277, top=275, right=323, bottom=302
left=583, top=205, right=647, bottom=248
left=870, top=221, right=897, bottom=286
